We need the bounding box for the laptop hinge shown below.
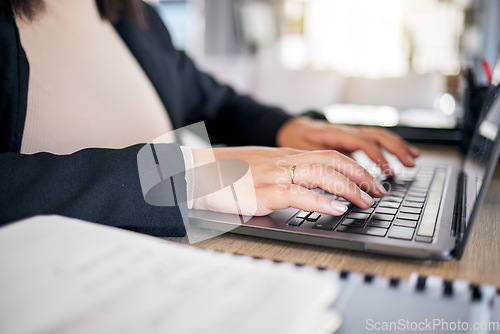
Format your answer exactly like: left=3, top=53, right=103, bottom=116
left=452, top=172, right=467, bottom=255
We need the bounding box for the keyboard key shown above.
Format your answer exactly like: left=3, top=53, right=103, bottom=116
left=336, top=226, right=387, bottom=237
left=376, top=207, right=398, bottom=215
left=405, top=196, right=425, bottom=203
left=367, top=220, right=391, bottom=228
left=396, top=177, right=413, bottom=182
left=393, top=180, right=410, bottom=186
left=384, top=196, right=404, bottom=202
left=406, top=191, right=426, bottom=198
left=403, top=201, right=424, bottom=208
left=305, top=212, right=321, bottom=222
left=312, top=215, right=343, bottom=231
left=393, top=219, right=418, bottom=228
left=417, top=170, right=446, bottom=237
left=398, top=213, right=420, bottom=221
left=288, top=218, right=305, bottom=226
left=352, top=207, right=374, bottom=214
left=409, top=186, right=429, bottom=193
left=347, top=212, right=370, bottom=220
left=415, top=235, right=433, bottom=243
left=371, top=213, right=394, bottom=221
left=379, top=201, right=400, bottom=209
left=400, top=206, right=421, bottom=214
left=411, top=185, right=430, bottom=191
left=337, top=198, right=350, bottom=205
left=413, top=185, right=430, bottom=190
left=418, top=175, right=433, bottom=179
left=388, top=191, right=406, bottom=198
left=341, top=218, right=365, bottom=227
left=296, top=211, right=311, bottom=219
left=388, top=226, right=415, bottom=240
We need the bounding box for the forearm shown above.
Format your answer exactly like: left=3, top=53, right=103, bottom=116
left=0, top=144, right=186, bottom=237
left=203, top=94, right=293, bottom=147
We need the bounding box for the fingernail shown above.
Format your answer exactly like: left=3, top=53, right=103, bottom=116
left=375, top=181, right=386, bottom=195
left=384, top=167, right=395, bottom=178
left=361, top=191, right=374, bottom=206
left=330, top=201, right=348, bottom=215
left=407, top=154, right=415, bottom=166
left=383, top=164, right=395, bottom=177
left=409, top=145, right=421, bottom=156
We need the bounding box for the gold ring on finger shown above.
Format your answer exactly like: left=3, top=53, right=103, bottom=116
left=290, top=164, right=298, bottom=184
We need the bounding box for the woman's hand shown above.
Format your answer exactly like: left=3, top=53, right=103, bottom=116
left=191, top=146, right=387, bottom=217
left=277, top=117, right=421, bottom=176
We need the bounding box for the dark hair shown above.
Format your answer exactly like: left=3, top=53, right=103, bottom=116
left=9, top=0, right=45, bottom=21
left=10, top=0, right=145, bottom=26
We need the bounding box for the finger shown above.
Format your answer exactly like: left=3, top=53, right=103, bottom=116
left=257, top=184, right=349, bottom=216
left=374, top=136, right=414, bottom=167
left=408, top=144, right=421, bottom=157
left=355, top=139, right=395, bottom=177
left=290, top=151, right=386, bottom=197
left=292, top=140, right=330, bottom=151
left=292, top=165, right=377, bottom=208
left=314, top=130, right=395, bottom=176
left=362, top=128, right=420, bottom=167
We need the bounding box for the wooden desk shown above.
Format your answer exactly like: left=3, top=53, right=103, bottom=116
left=190, top=145, right=500, bottom=287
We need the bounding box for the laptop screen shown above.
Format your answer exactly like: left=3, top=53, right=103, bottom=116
left=463, top=84, right=500, bottom=228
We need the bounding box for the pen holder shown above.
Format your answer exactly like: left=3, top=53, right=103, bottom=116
left=459, top=83, right=489, bottom=154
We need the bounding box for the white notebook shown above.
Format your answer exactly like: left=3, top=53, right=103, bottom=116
left=0, top=215, right=341, bottom=334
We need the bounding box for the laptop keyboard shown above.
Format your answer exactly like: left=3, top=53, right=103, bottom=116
left=288, top=166, right=448, bottom=243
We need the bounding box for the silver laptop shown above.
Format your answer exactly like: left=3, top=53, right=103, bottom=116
left=189, top=84, right=500, bottom=260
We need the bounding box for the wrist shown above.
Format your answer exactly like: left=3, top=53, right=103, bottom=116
left=276, top=117, right=313, bottom=147
left=190, top=148, right=219, bottom=211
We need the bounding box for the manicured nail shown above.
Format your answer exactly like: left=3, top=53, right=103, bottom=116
left=361, top=191, right=374, bottom=206
left=384, top=170, right=395, bottom=178
left=383, top=164, right=395, bottom=177
left=375, top=181, right=386, bottom=195
left=330, top=201, right=348, bottom=215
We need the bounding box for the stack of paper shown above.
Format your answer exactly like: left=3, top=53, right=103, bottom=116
left=0, top=215, right=341, bottom=334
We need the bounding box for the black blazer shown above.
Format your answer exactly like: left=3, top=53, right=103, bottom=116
left=0, top=2, right=292, bottom=235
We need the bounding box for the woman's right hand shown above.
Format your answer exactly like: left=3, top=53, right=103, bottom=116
left=190, top=146, right=387, bottom=217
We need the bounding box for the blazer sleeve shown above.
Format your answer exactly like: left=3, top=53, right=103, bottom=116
left=0, top=144, right=187, bottom=237
left=115, top=3, right=293, bottom=147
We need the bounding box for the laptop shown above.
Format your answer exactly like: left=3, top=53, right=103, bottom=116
left=189, top=83, right=500, bottom=261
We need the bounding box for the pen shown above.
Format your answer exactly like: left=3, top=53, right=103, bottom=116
left=481, top=57, right=492, bottom=83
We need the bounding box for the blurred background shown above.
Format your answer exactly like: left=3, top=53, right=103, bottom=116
left=148, top=0, right=500, bottom=128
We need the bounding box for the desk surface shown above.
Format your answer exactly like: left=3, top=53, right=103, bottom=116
left=189, top=145, right=500, bottom=287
